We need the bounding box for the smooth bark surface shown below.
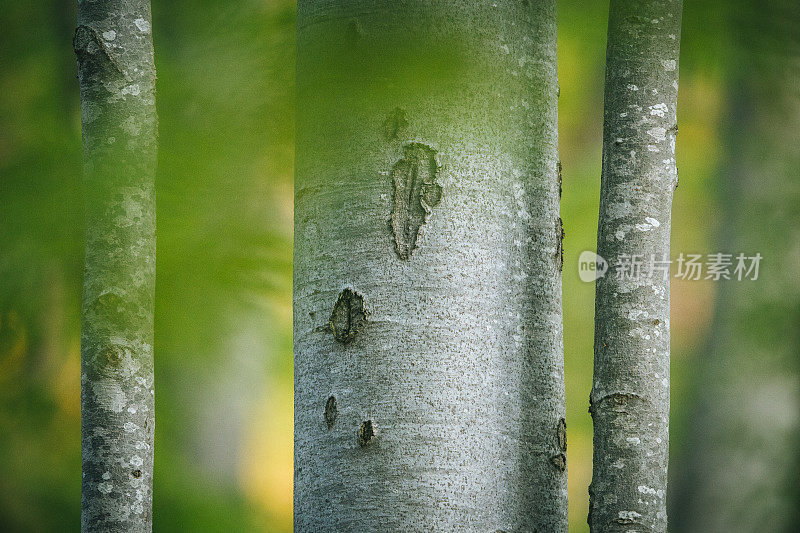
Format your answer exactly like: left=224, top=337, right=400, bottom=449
left=75, top=0, right=157, bottom=530
left=590, top=1, right=682, bottom=531
left=294, top=1, right=566, bottom=531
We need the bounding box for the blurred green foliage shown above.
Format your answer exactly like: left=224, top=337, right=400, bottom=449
left=0, top=0, right=796, bottom=531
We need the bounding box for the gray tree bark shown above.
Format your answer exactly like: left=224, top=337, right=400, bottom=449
left=75, top=1, right=157, bottom=530
left=589, top=1, right=682, bottom=531
left=294, top=1, right=566, bottom=531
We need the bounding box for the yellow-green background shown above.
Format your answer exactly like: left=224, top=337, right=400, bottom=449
left=0, top=1, right=786, bottom=530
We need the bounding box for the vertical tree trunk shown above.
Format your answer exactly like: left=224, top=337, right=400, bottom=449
left=294, top=1, right=566, bottom=531
left=75, top=1, right=157, bottom=530
left=590, top=1, right=682, bottom=531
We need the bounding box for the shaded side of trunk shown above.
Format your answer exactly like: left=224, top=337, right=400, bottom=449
left=294, top=1, right=566, bottom=531
left=75, top=1, right=157, bottom=530
left=590, top=1, right=682, bottom=531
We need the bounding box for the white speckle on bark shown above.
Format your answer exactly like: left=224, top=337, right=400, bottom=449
left=649, top=103, right=668, bottom=117
left=620, top=510, right=643, bottom=520
left=134, top=18, right=151, bottom=33
left=646, top=127, right=667, bottom=142
left=98, top=482, right=114, bottom=494
left=662, top=59, right=676, bottom=71
left=102, top=30, right=116, bottom=41
left=121, top=84, right=141, bottom=97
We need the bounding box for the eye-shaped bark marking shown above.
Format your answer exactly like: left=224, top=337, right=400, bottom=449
left=358, top=420, right=375, bottom=447
left=390, top=143, right=442, bottom=260
left=329, top=288, right=366, bottom=344
left=324, top=396, right=338, bottom=429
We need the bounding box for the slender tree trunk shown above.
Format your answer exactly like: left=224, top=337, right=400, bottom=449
left=75, top=1, right=157, bottom=530
left=294, top=1, right=566, bottom=530
left=589, top=1, right=682, bottom=531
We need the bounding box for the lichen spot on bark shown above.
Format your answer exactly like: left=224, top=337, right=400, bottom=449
left=390, top=143, right=442, bottom=260
left=329, top=288, right=366, bottom=344
left=358, top=420, right=375, bottom=447
left=550, top=453, right=566, bottom=472
left=324, top=396, right=338, bottom=429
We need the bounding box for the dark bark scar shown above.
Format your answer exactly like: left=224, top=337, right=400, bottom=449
left=328, top=288, right=366, bottom=344
left=390, top=143, right=442, bottom=260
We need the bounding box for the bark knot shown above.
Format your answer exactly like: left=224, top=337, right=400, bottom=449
left=324, top=396, right=338, bottom=429
left=358, top=420, right=375, bottom=447
left=550, top=453, right=566, bottom=472
left=328, top=288, right=366, bottom=344
left=589, top=391, right=644, bottom=416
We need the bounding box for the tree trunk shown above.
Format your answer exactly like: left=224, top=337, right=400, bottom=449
left=294, top=1, right=566, bottom=531
left=590, top=1, right=682, bottom=531
left=75, top=1, right=157, bottom=530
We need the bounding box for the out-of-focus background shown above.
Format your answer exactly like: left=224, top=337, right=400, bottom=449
left=1, top=1, right=798, bottom=531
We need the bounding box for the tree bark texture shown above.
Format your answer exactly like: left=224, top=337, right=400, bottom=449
left=75, top=1, right=157, bottom=530
left=294, top=1, right=566, bottom=531
left=590, top=1, right=682, bottom=531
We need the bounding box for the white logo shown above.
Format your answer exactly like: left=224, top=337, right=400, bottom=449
left=578, top=251, right=608, bottom=282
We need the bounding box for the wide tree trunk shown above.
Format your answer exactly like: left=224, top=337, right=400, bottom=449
left=294, top=1, right=566, bottom=531
left=75, top=1, right=157, bottom=530
left=590, top=1, right=682, bottom=531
